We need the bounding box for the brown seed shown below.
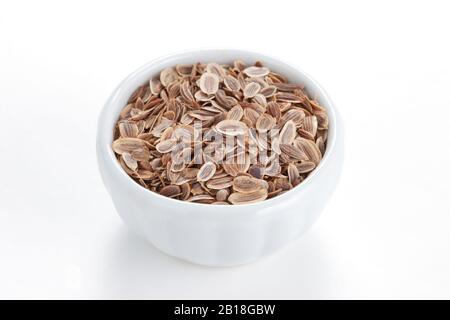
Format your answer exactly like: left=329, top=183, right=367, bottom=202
left=122, top=152, right=138, bottom=171
left=287, top=163, right=299, bottom=185
left=276, top=92, right=305, bottom=103
left=253, top=93, right=267, bottom=107
left=159, top=185, right=181, bottom=198
left=316, top=136, right=325, bottom=155
left=118, top=121, right=139, bottom=138
left=265, top=159, right=281, bottom=176
left=295, top=138, right=322, bottom=164
left=176, top=64, right=193, bottom=76
left=281, top=109, right=305, bottom=126
left=297, top=161, right=316, bottom=173
left=197, top=162, right=216, bottom=182
left=136, top=169, right=156, bottom=180
left=302, top=116, right=318, bottom=137
left=267, top=101, right=281, bottom=120
left=271, top=137, right=281, bottom=154
left=206, top=63, right=226, bottom=79
left=216, top=189, right=229, bottom=202
left=280, top=120, right=296, bottom=144
left=297, top=128, right=315, bottom=141
left=180, top=183, right=191, bottom=200
left=155, top=139, right=177, bottom=153
left=160, top=68, right=178, bottom=87
left=280, top=144, right=308, bottom=161
left=188, top=194, right=215, bottom=203
left=199, top=73, right=220, bottom=95
left=228, top=188, right=268, bottom=205
left=315, top=111, right=329, bottom=129
left=273, top=83, right=304, bottom=92
left=206, top=176, right=233, bottom=189
left=256, top=114, right=276, bottom=132
left=259, top=85, right=277, bottom=97
left=234, top=60, right=246, bottom=71
left=243, top=66, right=270, bottom=78
left=216, top=119, right=248, bottom=136
left=150, top=78, right=162, bottom=95
left=224, top=75, right=241, bottom=91
left=249, top=164, right=265, bottom=179
left=131, top=148, right=150, bottom=161
left=112, top=138, right=147, bottom=154
left=243, top=82, right=261, bottom=98
left=233, top=176, right=266, bottom=193
left=226, top=104, right=244, bottom=121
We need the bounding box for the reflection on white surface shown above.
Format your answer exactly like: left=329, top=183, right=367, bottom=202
left=97, top=226, right=339, bottom=299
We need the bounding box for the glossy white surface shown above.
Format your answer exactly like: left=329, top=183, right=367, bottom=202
left=1, top=0, right=450, bottom=299
left=97, top=50, right=344, bottom=266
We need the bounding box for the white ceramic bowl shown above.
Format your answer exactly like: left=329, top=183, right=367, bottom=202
left=97, top=49, right=344, bottom=266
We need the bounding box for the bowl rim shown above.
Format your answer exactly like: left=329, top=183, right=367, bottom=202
left=97, top=48, right=338, bottom=209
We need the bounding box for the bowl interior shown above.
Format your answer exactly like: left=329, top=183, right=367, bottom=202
left=98, top=49, right=337, bottom=208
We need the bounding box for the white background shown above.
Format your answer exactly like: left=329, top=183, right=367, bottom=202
left=1, top=0, right=449, bottom=299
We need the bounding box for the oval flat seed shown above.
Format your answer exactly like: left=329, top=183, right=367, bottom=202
left=216, top=119, right=248, bottom=136
left=188, top=194, right=215, bottom=203
left=176, top=64, right=193, bottom=76
left=302, top=116, right=318, bottom=137
left=265, top=160, right=281, bottom=177
left=280, top=120, right=296, bottom=144
left=206, top=176, right=233, bottom=189
left=112, top=138, right=147, bottom=154
left=249, top=164, right=265, bottom=179
left=295, top=138, right=322, bottom=164
left=297, top=161, right=316, bottom=173
left=194, top=90, right=214, bottom=101
left=159, top=185, right=181, bottom=198
left=259, top=85, right=277, bottom=97
left=228, top=188, right=268, bottom=205
left=316, top=136, right=325, bottom=155
left=197, top=162, right=216, bottom=182
left=253, top=93, right=267, bottom=107
left=216, top=189, right=230, bottom=202
left=271, top=137, right=281, bottom=154
left=267, top=101, right=281, bottom=120
left=281, top=109, right=305, bottom=126
left=233, top=176, right=266, bottom=193
left=276, top=92, right=304, bottom=103
left=224, top=75, right=241, bottom=91
left=226, top=104, right=244, bottom=121
left=160, top=68, right=178, bottom=87
left=118, top=121, right=139, bottom=138
left=122, top=152, right=138, bottom=171
left=150, top=78, right=162, bottom=95
left=280, top=144, right=308, bottom=161
left=243, top=82, right=261, bottom=98
left=155, top=139, right=177, bottom=153
left=243, top=66, right=270, bottom=78
left=206, top=63, right=226, bottom=79
left=180, top=183, right=191, bottom=200
left=131, top=147, right=150, bottom=161
left=136, top=169, right=156, bottom=180
left=273, top=83, right=304, bottom=92
left=199, top=73, right=220, bottom=95
left=287, top=163, right=299, bottom=185
left=256, top=114, right=276, bottom=132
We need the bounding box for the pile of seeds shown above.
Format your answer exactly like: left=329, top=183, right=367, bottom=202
left=112, top=60, right=329, bottom=205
